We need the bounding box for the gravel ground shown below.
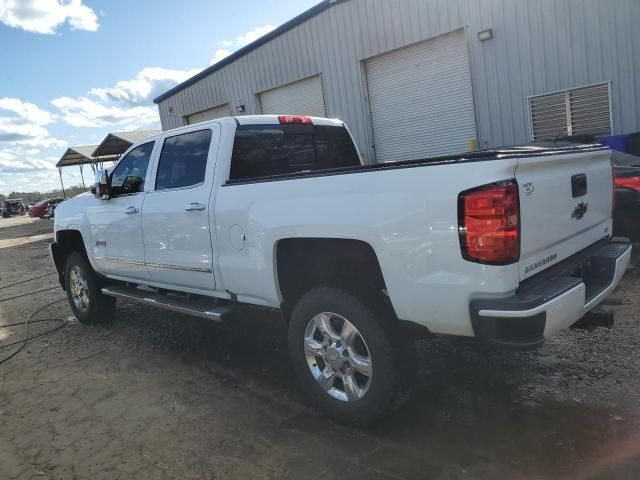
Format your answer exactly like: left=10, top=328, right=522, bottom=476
left=1, top=217, right=639, bottom=479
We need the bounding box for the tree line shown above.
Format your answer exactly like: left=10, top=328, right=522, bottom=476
left=0, top=185, right=89, bottom=204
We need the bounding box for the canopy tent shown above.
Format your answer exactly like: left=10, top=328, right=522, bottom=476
left=92, top=130, right=160, bottom=157
left=55, top=145, right=119, bottom=197
left=55, top=130, right=159, bottom=198
left=56, top=145, right=118, bottom=168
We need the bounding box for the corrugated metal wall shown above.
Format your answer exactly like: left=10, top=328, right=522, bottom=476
left=157, top=0, right=640, bottom=160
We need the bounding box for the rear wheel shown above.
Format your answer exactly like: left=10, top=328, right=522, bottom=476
left=288, top=287, right=398, bottom=426
left=64, top=252, right=115, bottom=325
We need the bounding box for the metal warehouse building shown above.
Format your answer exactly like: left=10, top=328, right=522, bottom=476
left=154, top=0, right=640, bottom=163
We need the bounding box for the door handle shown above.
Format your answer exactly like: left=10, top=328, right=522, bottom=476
left=123, top=206, right=139, bottom=215
left=185, top=202, right=206, bottom=212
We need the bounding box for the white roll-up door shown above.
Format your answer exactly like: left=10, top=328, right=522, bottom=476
left=365, top=29, right=477, bottom=162
left=259, top=75, right=326, bottom=117
left=186, top=104, right=230, bottom=124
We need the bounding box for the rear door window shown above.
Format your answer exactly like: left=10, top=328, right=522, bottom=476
left=230, top=124, right=360, bottom=181
left=155, top=129, right=213, bottom=191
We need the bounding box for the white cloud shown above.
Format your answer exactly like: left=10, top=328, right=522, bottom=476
left=52, top=24, right=279, bottom=130
left=0, top=97, right=67, bottom=193
left=210, top=24, right=275, bottom=65
left=210, top=48, right=232, bottom=65
left=0, top=97, right=54, bottom=125
left=0, top=97, right=63, bottom=145
left=234, top=24, right=276, bottom=47
left=89, top=67, right=201, bottom=107
left=0, top=156, right=56, bottom=173
left=52, top=66, right=202, bottom=129
left=0, top=0, right=98, bottom=34
left=1, top=169, right=65, bottom=193
left=51, top=96, right=159, bottom=129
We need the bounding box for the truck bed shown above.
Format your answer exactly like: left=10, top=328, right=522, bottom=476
left=225, top=143, right=608, bottom=185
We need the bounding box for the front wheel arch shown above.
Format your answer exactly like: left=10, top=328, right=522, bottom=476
left=52, top=230, right=93, bottom=290
left=64, top=252, right=115, bottom=324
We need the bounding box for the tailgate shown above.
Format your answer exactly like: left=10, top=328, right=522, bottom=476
left=516, top=147, right=613, bottom=281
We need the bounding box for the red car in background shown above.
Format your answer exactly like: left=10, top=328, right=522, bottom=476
left=29, top=197, right=64, bottom=219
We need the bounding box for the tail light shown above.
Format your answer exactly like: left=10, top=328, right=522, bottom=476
left=278, top=115, right=313, bottom=124
left=615, top=176, right=640, bottom=193
left=458, top=180, right=520, bottom=265
left=611, top=163, right=616, bottom=215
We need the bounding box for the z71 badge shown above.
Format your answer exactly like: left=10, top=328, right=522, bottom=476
left=95, top=240, right=106, bottom=247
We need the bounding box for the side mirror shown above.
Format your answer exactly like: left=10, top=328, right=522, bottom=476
left=94, top=169, right=110, bottom=200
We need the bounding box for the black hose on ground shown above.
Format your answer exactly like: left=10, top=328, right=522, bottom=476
left=0, top=298, right=68, bottom=366
left=0, top=286, right=60, bottom=303
left=0, top=272, right=57, bottom=290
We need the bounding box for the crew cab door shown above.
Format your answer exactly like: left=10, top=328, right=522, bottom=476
left=89, top=141, right=155, bottom=280
left=141, top=125, right=219, bottom=292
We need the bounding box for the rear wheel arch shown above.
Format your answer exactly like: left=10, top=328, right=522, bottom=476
left=274, top=237, right=395, bottom=319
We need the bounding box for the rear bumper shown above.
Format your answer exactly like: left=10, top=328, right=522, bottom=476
left=470, top=238, right=632, bottom=350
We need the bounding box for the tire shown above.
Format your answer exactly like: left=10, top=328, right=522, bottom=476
left=64, top=252, right=115, bottom=325
left=288, top=287, right=399, bottom=426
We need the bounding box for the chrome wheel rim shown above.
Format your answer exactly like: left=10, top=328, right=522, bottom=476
left=69, top=266, right=90, bottom=313
left=304, top=312, right=372, bottom=402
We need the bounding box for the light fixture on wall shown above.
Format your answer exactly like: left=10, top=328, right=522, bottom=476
left=236, top=104, right=246, bottom=114
left=478, top=28, right=493, bottom=41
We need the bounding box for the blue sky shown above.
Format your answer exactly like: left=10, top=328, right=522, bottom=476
left=0, top=0, right=319, bottom=194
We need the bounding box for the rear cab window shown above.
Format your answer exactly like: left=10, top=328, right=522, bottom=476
left=229, top=123, right=361, bottom=181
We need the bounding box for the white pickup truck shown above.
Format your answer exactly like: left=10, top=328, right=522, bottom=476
left=51, top=115, right=631, bottom=424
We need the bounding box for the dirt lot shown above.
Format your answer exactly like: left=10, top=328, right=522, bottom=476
left=1, top=216, right=640, bottom=480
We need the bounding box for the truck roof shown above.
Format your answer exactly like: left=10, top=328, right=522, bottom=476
left=158, top=115, right=345, bottom=137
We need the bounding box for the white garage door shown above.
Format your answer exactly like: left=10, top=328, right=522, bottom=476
left=365, top=29, right=477, bottom=162
left=186, top=104, right=230, bottom=124
left=259, top=75, right=326, bottom=117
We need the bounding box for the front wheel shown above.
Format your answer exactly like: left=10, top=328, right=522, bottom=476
left=64, top=252, right=115, bottom=325
left=288, top=287, right=399, bottom=426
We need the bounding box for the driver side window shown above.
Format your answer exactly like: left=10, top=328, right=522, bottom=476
left=110, top=142, right=154, bottom=196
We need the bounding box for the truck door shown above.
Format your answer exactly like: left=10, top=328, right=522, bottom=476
left=89, top=141, right=155, bottom=280
left=141, top=125, right=219, bottom=292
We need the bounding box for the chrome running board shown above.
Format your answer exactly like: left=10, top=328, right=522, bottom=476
left=102, top=285, right=231, bottom=322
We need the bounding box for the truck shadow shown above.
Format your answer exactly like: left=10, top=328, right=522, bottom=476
left=101, top=299, right=640, bottom=479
